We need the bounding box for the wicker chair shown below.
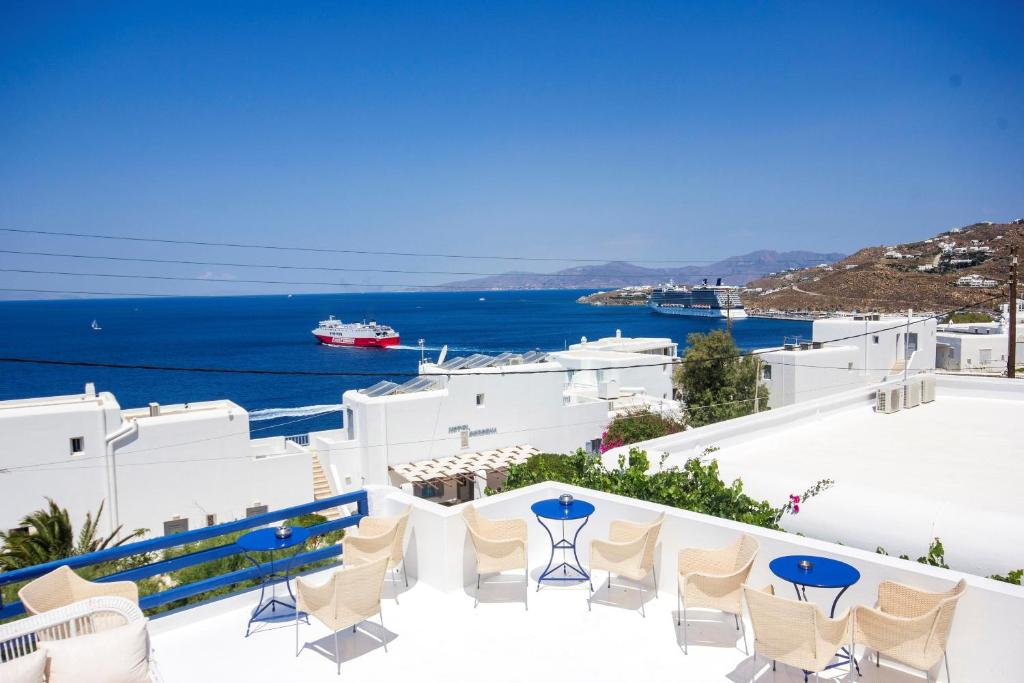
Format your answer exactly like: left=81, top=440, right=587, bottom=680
left=18, top=565, right=139, bottom=618
left=462, top=504, right=529, bottom=610
left=677, top=533, right=759, bottom=653
left=343, top=506, right=411, bottom=602
left=0, top=596, right=161, bottom=682
left=295, top=556, right=391, bottom=675
left=743, top=584, right=852, bottom=682
left=588, top=512, right=665, bottom=617
left=853, top=579, right=967, bottom=682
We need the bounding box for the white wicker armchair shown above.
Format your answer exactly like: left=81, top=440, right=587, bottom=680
left=677, top=533, right=759, bottom=653
left=462, top=504, right=529, bottom=610
left=344, top=506, right=412, bottom=602
left=853, top=578, right=966, bottom=682
left=295, top=556, right=391, bottom=676
left=18, top=565, right=139, bottom=616
left=743, top=584, right=852, bottom=682
left=0, top=596, right=160, bottom=682
left=588, top=512, right=665, bottom=617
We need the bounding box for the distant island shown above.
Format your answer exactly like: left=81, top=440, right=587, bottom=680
left=438, top=250, right=845, bottom=291
left=574, top=220, right=1024, bottom=316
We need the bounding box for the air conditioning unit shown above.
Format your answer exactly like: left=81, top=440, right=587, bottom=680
left=904, top=381, right=921, bottom=408
left=921, top=375, right=936, bottom=403
left=597, top=379, right=620, bottom=400
left=876, top=386, right=903, bottom=414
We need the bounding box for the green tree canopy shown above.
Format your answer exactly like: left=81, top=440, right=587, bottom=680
left=674, top=330, right=768, bottom=427
left=501, top=448, right=829, bottom=529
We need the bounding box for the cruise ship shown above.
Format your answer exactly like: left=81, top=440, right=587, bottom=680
left=648, top=278, right=747, bottom=319
left=312, top=316, right=400, bottom=347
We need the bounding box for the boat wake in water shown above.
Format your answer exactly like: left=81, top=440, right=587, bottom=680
left=249, top=404, right=343, bottom=421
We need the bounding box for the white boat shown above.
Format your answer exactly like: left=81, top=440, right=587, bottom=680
left=648, top=278, right=747, bottom=319
left=312, top=316, right=399, bottom=348
left=91, top=320, right=102, bottom=331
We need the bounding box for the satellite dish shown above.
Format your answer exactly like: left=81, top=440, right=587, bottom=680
left=437, top=345, right=448, bottom=365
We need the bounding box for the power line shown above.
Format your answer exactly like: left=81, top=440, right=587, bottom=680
left=0, top=293, right=1004, bottom=378
left=0, top=227, right=731, bottom=265
left=0, top=368, right=938, bottom=475
left=0, top=266, right=454, bottom=290
left=0, top=248, right=815, bottom=278
left=0, top=287, right=174, bottom=298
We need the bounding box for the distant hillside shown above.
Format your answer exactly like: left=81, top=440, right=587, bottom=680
left=746, top=220, right=1024, bottom=314
left=439, top=250, right=845, bottom=291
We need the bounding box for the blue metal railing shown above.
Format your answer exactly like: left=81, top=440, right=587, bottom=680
left=0, top=490, right=368, bottom=620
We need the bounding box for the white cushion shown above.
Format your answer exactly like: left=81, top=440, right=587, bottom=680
left=0, top=648, right=46, bottom=683
left=43, top=618, right=150, bottom=683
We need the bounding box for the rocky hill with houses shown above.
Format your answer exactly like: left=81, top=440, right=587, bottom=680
left=746, top=220, right=1024, bottom=315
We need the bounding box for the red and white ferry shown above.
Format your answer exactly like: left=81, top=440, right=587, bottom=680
left=312, top=316, right=400, bottom=348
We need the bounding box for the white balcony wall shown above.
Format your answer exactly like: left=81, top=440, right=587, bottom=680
left=366, top=482, right=1023, bottom=681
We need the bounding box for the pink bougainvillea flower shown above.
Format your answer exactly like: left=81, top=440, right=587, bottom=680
left=792, top=504, right=800, bottom=514
left=789, top=494, right=801, bottom=504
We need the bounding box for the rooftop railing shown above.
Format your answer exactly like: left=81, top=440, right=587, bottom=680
left=0, top=490, right=367, bottom=620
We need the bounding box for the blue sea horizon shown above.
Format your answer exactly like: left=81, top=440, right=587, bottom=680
left=0, top=290, right=810, bottom=437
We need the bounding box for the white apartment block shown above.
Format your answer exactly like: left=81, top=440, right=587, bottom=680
left=0, top=385, right=312, bottom=539
left=0, top=333, right=679, bottom=530
left=757, top=314, right=937, bottom=408
left=311, top=332, right=679, bottom=503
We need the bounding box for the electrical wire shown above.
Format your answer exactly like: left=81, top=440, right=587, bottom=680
left=0, top=227, right=734, bottom=265
left=0, top=292, right=1005, bottom=378
left=0, top=368, right=936, bottom=475
left=0, top=248, right=789, bottom=279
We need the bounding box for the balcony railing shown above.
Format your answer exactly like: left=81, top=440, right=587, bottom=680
left=0, top=490, right=367, bottom=620
left=284, top=433, right=310, bottom=446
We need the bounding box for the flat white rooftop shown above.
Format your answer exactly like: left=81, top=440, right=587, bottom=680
left=612, top=376, right=1024, bottom=577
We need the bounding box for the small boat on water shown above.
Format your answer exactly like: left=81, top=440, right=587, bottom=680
left=312, top=316, right=399, bottom=348
left=91, top=320, right=102, bottom=331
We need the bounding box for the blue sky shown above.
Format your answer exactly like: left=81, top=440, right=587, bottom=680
left=1, top=1, right=1022, bottom=296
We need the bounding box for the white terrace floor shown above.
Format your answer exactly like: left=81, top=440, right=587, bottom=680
left=150, top=568, right=927, bottom=683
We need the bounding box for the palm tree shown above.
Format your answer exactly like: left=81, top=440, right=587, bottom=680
left=0, top=498, right=146, bottom=571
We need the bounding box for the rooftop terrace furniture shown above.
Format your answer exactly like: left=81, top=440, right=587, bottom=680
left=531, top=497, right=595, bottom=588
left=0, top=596, right=159, bottom=683
left=344, top=505, right=411, bottom=603
left=295, top=556, right=391, bottom=676
left=17, top=564, right=138, bottom=623
left=588, top=512, right=665, bottom=617
left=853, top=578, right=967, bottom=682
left=236, top=525, right=313, bottom=637
left=743, top=583, right=852, bottom=682
left=462, top=503, right=529, bottom=610
left=677, top=533, right=758, bottom=654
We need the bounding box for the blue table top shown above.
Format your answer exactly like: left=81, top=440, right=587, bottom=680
left=531, top=498, right=595, bottom=520
left=236, top=526, right=311, bottom=552
left=769, top=555, right=860, bottom=589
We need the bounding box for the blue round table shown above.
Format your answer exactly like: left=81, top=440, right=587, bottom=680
left=531, top=498, right=595, bottom=589
left=237, top=526, right=311, bottom=637
left=769, top=554, right=861, bottom=675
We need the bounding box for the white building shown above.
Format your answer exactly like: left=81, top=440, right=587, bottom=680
left=757, top=314, right=937, bottom=408
left=936, top=301, right=1024, bottom=372
left=956, top=274, right=998, bottom=288
left=0, top=332, right=678, bottom=532
left=311, top=332, right=679, bottom=504
left=0, top=385, right=313, bottom=538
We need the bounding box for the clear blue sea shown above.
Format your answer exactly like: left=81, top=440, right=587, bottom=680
left=0, top=291, right=809, bottom=436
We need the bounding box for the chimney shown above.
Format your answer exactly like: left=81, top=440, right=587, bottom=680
left=148, top=402, right=161, bottom=417
left=84, top=382, right=96, bottom=397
